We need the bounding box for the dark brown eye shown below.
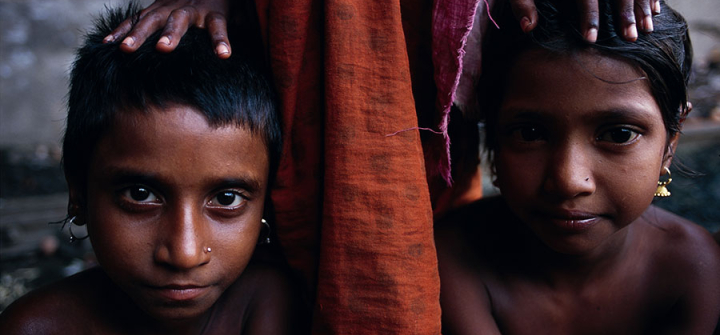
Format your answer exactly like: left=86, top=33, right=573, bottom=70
left=519, top=126, right=545, bottom=141
left=130, top=187, right=151, bottom=201
left=208, top=191, right=246, bottom=208
left=120, top=186, right=160, bottom=204
left=216, top=192, right=236, bottom=206
left=598, top=128, right=640, bottom=144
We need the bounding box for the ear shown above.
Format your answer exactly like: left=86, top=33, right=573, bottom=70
left=662, top=101, right=692, bottom=172
left=683, top=101, right=693, bottom=121
left=662, top=132, right=681, bottom=173
left=65, top=175, right=87, bottom=226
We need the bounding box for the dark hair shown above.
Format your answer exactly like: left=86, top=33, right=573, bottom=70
left=63, top=3, right=281, bottom=192
left=479, top=0, right=692, bottom=157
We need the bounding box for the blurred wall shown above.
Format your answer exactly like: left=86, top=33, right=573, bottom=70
left=0, top=0, right=151, bottom=149
left=1, top=0, right=718, bottom=150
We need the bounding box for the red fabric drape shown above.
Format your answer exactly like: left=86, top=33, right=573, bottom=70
left=254, top=0, right=489, bottom=332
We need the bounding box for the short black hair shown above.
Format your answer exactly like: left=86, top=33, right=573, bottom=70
left=63, top=3, right=281, bottom=192
left=479, top=0, right=692, bottom=156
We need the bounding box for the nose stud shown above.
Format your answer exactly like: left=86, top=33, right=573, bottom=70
left=204, top=247, right=212, bottom=253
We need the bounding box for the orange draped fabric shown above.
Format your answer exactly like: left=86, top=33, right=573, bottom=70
left=253, top=0, right=488, bottom=332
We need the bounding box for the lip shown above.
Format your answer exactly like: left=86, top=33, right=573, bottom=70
left=150, top=284, right=211, bottom=302
left=535, top=209, right=601, bottom=232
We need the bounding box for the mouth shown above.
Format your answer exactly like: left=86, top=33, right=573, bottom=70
left=536, top=209, right=601, bottom=232
left=150, top=284, right=211, bottom=302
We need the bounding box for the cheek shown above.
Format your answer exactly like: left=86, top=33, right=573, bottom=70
left=494, top=151, right=541, bottom=196
left=85, top=198, right=148, bottom=272
left=213, top=223, right=261, bottom=271
left=602, top=155, right=662, bottom=221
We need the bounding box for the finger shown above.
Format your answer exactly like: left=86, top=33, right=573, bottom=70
left=615, top=0, right=637, bottom=41
left=206, top=12, right=231, bottom=58
left=509, top=0, right=539, bottom=33
left=651, top=0, right=661, bottom=15
left=156, top=7, right=198, bottom=53
left=103, top=4, right=158, bottom=43
left=104, top=18, right=134, bottom=44
left=634, top=0, right=653, bottom=33
left=118, top=9, right=172, bottom=53
left=578, top=0, right=600, bottom=43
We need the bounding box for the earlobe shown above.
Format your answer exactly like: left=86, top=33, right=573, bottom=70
left=662, top=132, right=681, bottom=169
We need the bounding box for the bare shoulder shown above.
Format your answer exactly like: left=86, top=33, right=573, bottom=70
left=208, top=261, right=308, bottom=335
left=640, top=205, right=720, bottom=265
left=638, top=205, right=720, bottom=333
left=0, top=267, right=106, bottom=335
left=435, top=197, right=509, bottom=335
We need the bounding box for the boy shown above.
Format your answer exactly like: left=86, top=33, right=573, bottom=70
left=0, top=4, right=304, bottom=334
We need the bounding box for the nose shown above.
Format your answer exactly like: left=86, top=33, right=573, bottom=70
left=154, top=204, right=210, bottom=270
left=542, top=141, right=596, bottom=199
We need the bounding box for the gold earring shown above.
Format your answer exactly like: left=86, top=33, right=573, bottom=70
left=654, top=167, right=672, bottom=197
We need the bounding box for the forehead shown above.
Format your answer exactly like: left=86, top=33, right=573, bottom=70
left=513, top=48, right=645, bottom=77
left=90, top=105, right=269, bottom=184
left=500, top=49, right=659, bottom=121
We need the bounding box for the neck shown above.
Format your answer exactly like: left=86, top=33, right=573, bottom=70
left=522, top=222, right=634, bottom=289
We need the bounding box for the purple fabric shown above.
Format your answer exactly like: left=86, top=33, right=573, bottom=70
left=431, top=0, right=482, bottom=185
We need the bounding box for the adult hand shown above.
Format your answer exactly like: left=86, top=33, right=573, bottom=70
left=508, top=0, right=660, bottom=43
left=103, top=0, right=231, bottom=59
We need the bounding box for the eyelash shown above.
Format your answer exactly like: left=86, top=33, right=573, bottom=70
left=506, top=124, right=548, bottom=143
left=125, top=186, right=158, bottom=201
left=117, top=186, right=249, bottom=213
left=207, top=190, right=248, bottom=210
left=117, top=185, right=162, bottom=211
left=504, top=124, right=643, bottom=145
left=596, top=126, right=642, bottom=145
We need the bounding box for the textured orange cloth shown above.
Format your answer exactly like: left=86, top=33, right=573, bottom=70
left=253, top=0, right=487, bottom=333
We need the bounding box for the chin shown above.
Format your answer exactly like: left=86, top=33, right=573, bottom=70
left=131, top=294, right=215, bottom=322
left=144, top=304, right=210, bottom=322
left=530, top=229, right=603, bottom=256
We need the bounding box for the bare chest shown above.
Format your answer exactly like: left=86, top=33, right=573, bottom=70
left=485, top=271, right=676, bottom=335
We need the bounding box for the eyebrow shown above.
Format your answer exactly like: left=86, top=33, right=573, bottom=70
left=213, top=177, right=263, bottom=195
left=106, top=168, right=160, bottom=186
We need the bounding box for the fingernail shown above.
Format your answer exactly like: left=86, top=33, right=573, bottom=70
left=122, top=36, right=135, bottom=47
left=652, top=1, right=661, bottom=14
left=624, top=24, right=637, bottom=41
left=216, top=43, right=229, bottom=55
left=158, top=36, right=171, bottom=46
left=520, top=17, right=532, bottom=33
left=103, top=35, right=115, bottom=43
left=585, top=28, right=598, bottom=43
left=644, top=16, right=654, bottom=32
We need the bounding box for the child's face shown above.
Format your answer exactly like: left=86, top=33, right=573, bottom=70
left=73, top=105, right=269, bottom=321
left=494, top=49, right=676, bottom=255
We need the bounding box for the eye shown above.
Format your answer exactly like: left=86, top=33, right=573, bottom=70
left=208, top=191, right=246, bottom=208
left=121, top=186, right=160, bottom=203
left=509, top=125, right=547, bottom=142
left=597, top=127, right=640, bottom=144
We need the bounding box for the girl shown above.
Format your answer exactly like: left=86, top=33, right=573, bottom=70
left=0, top=5, right=304, bottom=334
left=436, top=0, right=720, bottom=334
